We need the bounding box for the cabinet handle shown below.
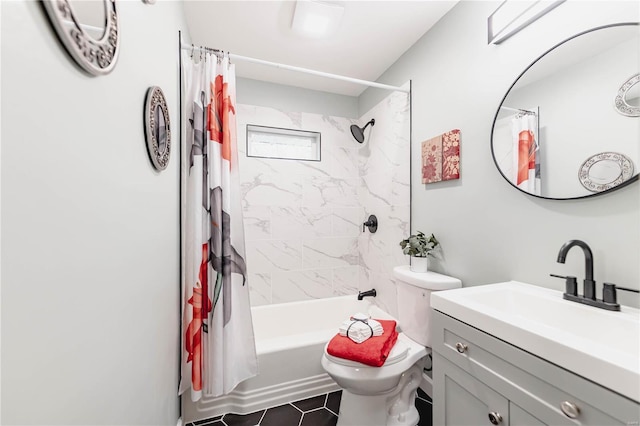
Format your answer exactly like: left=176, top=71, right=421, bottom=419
left=488, top=411, right=502, bottom=425
left=560, top=401, right=580, bottom=419
left=455, top=342, right=468, bottom=353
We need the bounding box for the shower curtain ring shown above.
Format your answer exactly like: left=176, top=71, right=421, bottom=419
left=191, top=44, right=194, bottom=58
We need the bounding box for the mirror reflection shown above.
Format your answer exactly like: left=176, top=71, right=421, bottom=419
left=155, top=105, right=167, bottom=155
left=616, top=74, right=640, bottom=116
left=590, top=160, right=622, bottom=184
left=492, top=23, right=639, bottom=199
left=67, top=0, right=106, bottom=40
left=628, top=83, right=640, bottom=107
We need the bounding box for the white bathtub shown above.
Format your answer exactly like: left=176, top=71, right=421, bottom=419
left=182, top=295, right=394, bottom=422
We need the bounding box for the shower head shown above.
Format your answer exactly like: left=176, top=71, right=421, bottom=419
left=350, top=119, right=375, bottom=144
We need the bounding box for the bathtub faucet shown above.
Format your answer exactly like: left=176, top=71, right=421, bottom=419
left=357, top=289, right=377, bottom=300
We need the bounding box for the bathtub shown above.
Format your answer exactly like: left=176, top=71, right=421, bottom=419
left=183, top=295, right=394, bottom=422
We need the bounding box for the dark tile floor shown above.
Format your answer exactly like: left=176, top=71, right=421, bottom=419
left=187, top=388, right=432, bottom=426
left=416, top=388, right=433, bottom=426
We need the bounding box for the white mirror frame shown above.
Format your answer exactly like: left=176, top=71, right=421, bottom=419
left=42, top=0, right=119, bottom=76
left=144, top=87, right=172, bottom=171
left=614, top=74, right=640, bottom=117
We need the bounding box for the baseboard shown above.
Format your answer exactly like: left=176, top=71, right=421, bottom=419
left=183, top=373, right=339, bottom=423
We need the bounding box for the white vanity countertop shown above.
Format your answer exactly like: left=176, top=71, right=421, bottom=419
left=431, top=281, right=640, bottom=402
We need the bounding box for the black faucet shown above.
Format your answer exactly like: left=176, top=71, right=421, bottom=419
left=552, top=239, right=620, bottom=311
left=556, top=240, right=596, bottom=300
left=357, top=289, right=376, bottom=300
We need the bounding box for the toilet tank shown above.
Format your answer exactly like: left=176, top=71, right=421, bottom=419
left=393, top=265, right=462, bottom=347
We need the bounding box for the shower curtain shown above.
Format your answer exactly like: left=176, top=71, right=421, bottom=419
left=512, top=113, right=540, bottom=195
left=179, top=50, right=257, bottom=401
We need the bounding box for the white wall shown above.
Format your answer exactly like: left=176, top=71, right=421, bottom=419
left=237, top=77, right=359, bottom=119
left=1, top=2, right=188, bottom=424
left=359, top=1, right=640, bottom=307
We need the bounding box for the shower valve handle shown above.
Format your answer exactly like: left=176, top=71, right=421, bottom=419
left=363, top=215, right=378, bottom=233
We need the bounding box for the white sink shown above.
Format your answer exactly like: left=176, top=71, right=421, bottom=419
left=431, top=281, right=640, bottom=402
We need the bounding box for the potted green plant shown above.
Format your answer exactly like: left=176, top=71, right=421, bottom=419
left=399, top=231, right=439, bottom=272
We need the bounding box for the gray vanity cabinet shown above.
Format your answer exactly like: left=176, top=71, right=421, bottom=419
left=432, top=310, right=640, bottom=426
left=434, top=354, right=547, bottom=425
left=434, top=354, right=511, bottom=425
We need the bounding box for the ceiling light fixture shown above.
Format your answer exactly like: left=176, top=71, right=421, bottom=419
left=291, top=0, right=345, bottom=38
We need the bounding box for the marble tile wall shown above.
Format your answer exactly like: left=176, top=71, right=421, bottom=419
left=237, top=105, right=362, bottom=305
left=237, top=90, right=410, bottom=310
left=357, top=89, right=411, bottom=318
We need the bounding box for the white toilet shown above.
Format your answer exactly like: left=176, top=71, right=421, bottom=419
left=321, top=265, right=462, bottom=426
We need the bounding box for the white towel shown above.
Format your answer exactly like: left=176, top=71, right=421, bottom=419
left=338, top=313, right=383, bottom=344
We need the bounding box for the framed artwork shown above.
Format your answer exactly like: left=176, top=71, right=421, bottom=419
left=422, top=129, right=460, bottom=184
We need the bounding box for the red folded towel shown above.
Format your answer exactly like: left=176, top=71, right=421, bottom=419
left=326, top=319, right=398, bottom=367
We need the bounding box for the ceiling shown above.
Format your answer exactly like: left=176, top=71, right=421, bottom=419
left=183, top=1, right=458, bottom=96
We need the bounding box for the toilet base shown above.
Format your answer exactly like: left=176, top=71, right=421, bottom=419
left=336, top=363, right=423, bottom=426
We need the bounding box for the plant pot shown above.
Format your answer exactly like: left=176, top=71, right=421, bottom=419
left=410, top=256, right=428, bottom=273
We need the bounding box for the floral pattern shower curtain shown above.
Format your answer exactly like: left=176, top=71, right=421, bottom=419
left=179, top=50, right=257, bottom=401
left=512, top=113, right=540, bottom=195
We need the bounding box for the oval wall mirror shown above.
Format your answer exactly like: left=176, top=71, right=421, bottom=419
left=491, top=23, right=639, bottom=200
left=144, top=86, right=171, bottom=171
left=42, top=0, right=119, bottom=76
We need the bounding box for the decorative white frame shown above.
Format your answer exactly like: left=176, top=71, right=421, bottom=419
left=614, top=74, right=640, bottom=117
left=579, top=152, right=634, bottom=193
left=42, top=0, right=119, bottom=76
left=144, top=87, right=172, bottom=171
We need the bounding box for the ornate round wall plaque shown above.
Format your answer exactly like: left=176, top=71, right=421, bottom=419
left=144, top=87, right=171, bottom=171
left=42, top=0, right=120, bottom=76
left=579, top=152, right=634, bottom=192
left=614, top=74, right=640, bottom=117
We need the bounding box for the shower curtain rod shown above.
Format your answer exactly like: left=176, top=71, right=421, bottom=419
left=501, top=105, right=537, bottom=114
left=180, top=43, right=409, bottom=93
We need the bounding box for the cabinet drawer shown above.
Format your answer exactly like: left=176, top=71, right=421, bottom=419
left=432, top=309, right=639, bottom=425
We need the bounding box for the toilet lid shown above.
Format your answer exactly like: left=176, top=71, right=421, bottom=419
left=324, top=339, right=409, bottom=367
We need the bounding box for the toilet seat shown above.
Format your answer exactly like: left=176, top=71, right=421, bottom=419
left=323, top=339, right=409, bottom=367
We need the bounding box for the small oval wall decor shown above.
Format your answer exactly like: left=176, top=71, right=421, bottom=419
left=42, top=0, right=120, bottom=76
left=579, top=152, right=634, bottom=192
left=614, top=74, right=640, bottom=117
left=144, top=86, right=171, bottom=171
